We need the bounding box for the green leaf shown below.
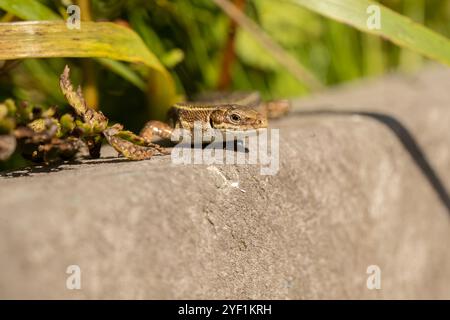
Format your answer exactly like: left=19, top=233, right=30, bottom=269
left=287, top=0, right=450, bottom=66
left=0, top=21, right=177, bottom=115
left=96, top=58, right=147, bottom=91
left=22, top=59, right=66, bottom=104
left=0, top=0, right=60, bottom=20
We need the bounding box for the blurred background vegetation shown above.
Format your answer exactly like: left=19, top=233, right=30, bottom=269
left=0, top=0, right=449, bottom=170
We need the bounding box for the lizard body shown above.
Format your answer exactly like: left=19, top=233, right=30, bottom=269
left=140, top=92, right=289, bottom=143
left=103, top=91, right=289, bottom=160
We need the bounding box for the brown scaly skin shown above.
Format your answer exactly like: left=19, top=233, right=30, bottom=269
left=140, top=94, right=290, bottom=143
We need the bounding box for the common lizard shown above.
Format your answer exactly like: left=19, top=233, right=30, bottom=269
left=139, top=91, right=289, bottom=143
left=103, top=92, right=289, bottom=160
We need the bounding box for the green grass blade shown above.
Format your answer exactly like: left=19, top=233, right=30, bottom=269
left=0, top=0, right=60, bottom=20
left=287, top=0, right=450, bottom=66
left=96, top=58, right=147, bottom=91
left=22, top=59, right=66, bottom=103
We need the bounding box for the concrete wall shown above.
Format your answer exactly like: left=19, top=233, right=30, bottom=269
left=0, top=66, right=449, bottom=299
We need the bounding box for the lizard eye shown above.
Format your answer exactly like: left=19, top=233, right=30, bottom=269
left=229, top=113, right=241, bottom=123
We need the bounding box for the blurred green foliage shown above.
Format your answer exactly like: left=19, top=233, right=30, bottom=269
left=0, top=0, right=449, bottom=170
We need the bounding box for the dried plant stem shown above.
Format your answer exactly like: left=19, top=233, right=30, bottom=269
left=217, top=0, right=246, bottom=90
left=212, top=0, right=323, bottom=91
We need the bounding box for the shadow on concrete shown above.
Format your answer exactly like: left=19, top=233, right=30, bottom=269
left=294, top=109, right=450, bottom=215
left=0, top=163, right=74, bottom=178
left=0, top=156, right=137, bottom=178
left=0, top=143, right=247, bottom=178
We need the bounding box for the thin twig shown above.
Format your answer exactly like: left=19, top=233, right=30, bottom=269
left=213, top=0, right=323, bottom=91
left=217, top=0, right=246, bottom=90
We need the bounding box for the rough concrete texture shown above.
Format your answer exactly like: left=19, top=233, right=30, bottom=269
left=0, top=66, right=449, bottom=299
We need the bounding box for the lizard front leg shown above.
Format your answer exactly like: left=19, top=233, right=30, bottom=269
left=140, top=120, right=174, bottom=142
left=104, top=124, right=170, bottom=160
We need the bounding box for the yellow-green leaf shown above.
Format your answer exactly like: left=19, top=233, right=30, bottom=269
left=287, top=0, right=450, bottom=66
left=0, top=0, right=150, bottom=94
left=0, top=21, right=177, bottom=116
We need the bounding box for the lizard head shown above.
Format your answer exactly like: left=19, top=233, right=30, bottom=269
left=210, top=105, right=268, bottom=131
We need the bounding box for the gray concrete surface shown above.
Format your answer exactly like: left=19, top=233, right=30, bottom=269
left=0, top=65, right=449, bottom=299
